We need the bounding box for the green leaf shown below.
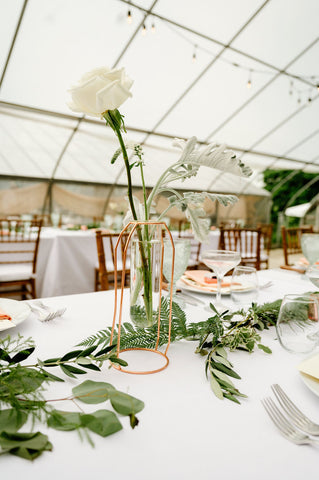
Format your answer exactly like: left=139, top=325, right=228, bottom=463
left=211, top=368, right=235, bottom=386
left=258, top=344, right=272, bottom=354
left=211, top=353, right=232, bottom=368
left=47, top=410, right=81, bottom=431
left=211, top=361, right=241, bottom=379
left=94, top=344, right=116, bottom=358
left=42, top=357, right=60, bottom=365
left=80, top=410, right=122, bottom=437
left=75, top=357, right=92, bottom=365
left=40, top=368, right=65, bottom=382
left=109, top=391, right=144, bottom=416
left=0, top=367, right=45, bottom=396
left=0, top=409, right=27, bottom=433
left=60, top=364, right=76, bottom=378
left=60, top=364, right=87, bottom=376
left=78, top=346, right=97, bottom=357
left=209, top=374, right=224, bottom=400
left=10, top=347, right=35, bottom=364
left=223, top=393, right=241, bottom=404
left=60, top=350, right=83, bottom=362
left=80, top=363, right=101, bottom=372
left=72, top=380, right=116, bottom=404
left=0, top=348, right=12, bottom=363
left=109, top=355, right=128, bottom=367
left=0, top=431, right=52, bottom=460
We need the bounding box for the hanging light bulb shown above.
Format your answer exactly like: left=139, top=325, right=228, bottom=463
left=192, top=45, right=197, bottom=63
left=246, top=69, right=252, bottom=89
left=289, top=80, right=293, bottom=95
left=151, top=22, right=156, bottom=33
left=142, top=24, right=147, bottom=36
left=127, top=10, right=132, bottom=24
left=317, top=84, right=319, bottom=92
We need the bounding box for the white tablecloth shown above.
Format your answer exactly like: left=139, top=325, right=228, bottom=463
left=37, top=229, right=221, bottom=298
left=1, top=269, right=319, bottom=479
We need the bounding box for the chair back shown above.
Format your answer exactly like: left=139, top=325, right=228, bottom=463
left=219, top=226, right=262, bottom=270
left=257, top=223, right=273, bottom=268
left=177, top=231, right=202, bottom=269
left=0, top=219, right=42, bottom=273
left=0, top=218, right=42, bottom=298
left=281, top=225, right=314, bottom=265
left=95, top=231, right=130, bottom=290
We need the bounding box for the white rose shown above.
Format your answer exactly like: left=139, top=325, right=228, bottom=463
left=68, top=66, right=133, bottom=117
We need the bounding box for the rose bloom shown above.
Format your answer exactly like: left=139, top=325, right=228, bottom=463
left=68, top=67, right=133, bottom=117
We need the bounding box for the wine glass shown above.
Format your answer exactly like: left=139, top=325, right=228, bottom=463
left=306, top=264, right=319, bottom=288
left=276, top=294, right=319, bottom=354
left=163, top=238, right=191, bottom=305
left=230, top=266, right=259, bottom=309
left=200, top=250, right=241, bottom=312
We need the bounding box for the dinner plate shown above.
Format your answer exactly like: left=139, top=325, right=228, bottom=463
left=0, top=298, right=31, bottom=332
left=177, top=278, right=254, bottom=295
left=299, top=372, right=319, bottom=397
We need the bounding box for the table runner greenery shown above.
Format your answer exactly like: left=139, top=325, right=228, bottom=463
left=0, top=337, right=144, bottom=461
left=79, top=298, right=282, bottom=403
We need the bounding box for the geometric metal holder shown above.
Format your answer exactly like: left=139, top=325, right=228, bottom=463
left=109, top=221, right=175, bottom=375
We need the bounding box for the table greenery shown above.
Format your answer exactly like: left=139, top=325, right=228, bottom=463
left=68, top=66, right=252, bottom=327
left=0, top=336, right=144, bottom=461
left=79, top=297, right=282, bottom=404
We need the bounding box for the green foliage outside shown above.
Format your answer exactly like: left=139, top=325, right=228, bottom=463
left=263, top=169, right=318, bottom=229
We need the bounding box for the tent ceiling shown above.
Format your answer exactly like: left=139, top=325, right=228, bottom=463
left=0, top=0, right=318, bottom=196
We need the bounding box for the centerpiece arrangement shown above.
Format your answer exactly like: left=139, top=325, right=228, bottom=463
left=68, top=66, right=252, bottom=328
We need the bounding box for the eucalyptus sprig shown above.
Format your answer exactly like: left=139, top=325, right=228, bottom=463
left=0, top=336, right=144, bottom=461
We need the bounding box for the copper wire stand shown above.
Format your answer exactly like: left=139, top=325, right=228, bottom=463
left=110, top=221, right=175, bottom=375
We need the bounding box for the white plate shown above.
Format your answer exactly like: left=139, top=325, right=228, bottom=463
left=177, top=278, right=254, bottom=296
left=300, top=372, right=319, bottom=397
left=0, top=298, right=31, bottom=332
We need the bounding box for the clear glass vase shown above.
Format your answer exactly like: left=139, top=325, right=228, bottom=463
left=130, top=224, right=163, bottom=328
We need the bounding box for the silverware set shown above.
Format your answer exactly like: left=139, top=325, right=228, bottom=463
left=262, top=384, right=319, bottom=445
left=28, top=300, right=66, bottom=322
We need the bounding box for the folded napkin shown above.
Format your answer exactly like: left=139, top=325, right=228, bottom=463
left=298, top=354, right=319, bottom=381
left=182, top=270, right=240, bottom=289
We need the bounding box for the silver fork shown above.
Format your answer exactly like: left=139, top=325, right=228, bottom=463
left=271, top=384, right=319, bottom=435
left=262, top=397, right=319, bottom=445
left=28, top=302, right=66, bottom=322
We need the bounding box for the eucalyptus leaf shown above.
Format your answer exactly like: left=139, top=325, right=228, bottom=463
left=72, top=380, right=116, bottom=404
left=0, top=431, right=52, bottom=460
left=0, top=409, right=27, bottom=433
left=80, top=410, right=123, bottom=437
left=109, top=391, right=144, bottom=416
left=47, top=410, right=82, bottom=431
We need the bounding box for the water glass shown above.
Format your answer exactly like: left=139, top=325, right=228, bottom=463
left=163, top=238, right=191, bottom=303
left=306, top=264, right=319, bottom=288
left=230, top=266, right=258, bottom=308
left=276, top=294, right=319, bottom=354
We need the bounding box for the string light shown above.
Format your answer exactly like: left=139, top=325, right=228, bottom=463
left=151, top=22, right=156, bottom=33
left=192, top=44, right=197, bottom=63
left=141, top=24, right=147, bottom=36
left=317, top=84, right=319, bottom=92
left=246, top=70, right=252, bottom=89
left=127, top=10, right=132, bottom=24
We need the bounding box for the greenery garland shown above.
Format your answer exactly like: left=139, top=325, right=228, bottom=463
left=0, top=336, right=144, bottom=461
left=79, top=297, right=282, bottom=404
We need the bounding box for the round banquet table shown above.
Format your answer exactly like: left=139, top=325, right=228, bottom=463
left=36, top=228, right=221, bottom=298
left=1, top=269, right=319, bottom=479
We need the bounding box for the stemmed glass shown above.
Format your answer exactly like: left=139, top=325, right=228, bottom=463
left=306, top=264, right=319, bottom=288
left=200, top=249, right=241, bottom=312
left=276, top=294, right=319, bottom=354
left=163, top=238, right=191, bottom=305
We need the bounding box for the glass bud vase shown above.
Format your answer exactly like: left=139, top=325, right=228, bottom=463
left=130, top=224, right=163, bottom=328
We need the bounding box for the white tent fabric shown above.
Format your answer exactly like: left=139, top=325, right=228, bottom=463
left=285, top=202, right=311, bottom=218
left=0, top=0, right=319, bottom=196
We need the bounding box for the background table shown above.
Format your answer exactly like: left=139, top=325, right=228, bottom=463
left=1, top=269, right=319, bottom=479
left=37, top=229, right=221, bottom=298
